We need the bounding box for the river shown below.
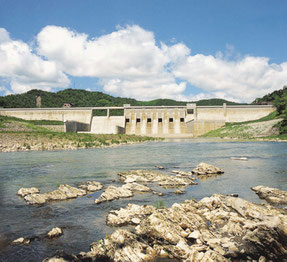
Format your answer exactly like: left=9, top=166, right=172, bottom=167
left=0, top=139, right=286, bottom=261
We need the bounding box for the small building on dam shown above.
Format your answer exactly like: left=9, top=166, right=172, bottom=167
left=0, top=104, right=275, bottom=137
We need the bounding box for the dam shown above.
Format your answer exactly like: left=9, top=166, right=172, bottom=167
left=0, top=104, right=275, bottom=137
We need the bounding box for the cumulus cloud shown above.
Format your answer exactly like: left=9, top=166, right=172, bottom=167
left=36, top=25, right=188, bottom=100
left=174, top=54, right=287, bottom=102
left=102, top=77, right=186, bottom=100
left=1, top=25, right=287, bottom=102
left=0, top=28, right=69, bottom=94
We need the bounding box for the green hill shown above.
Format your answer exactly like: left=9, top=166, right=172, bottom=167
left=253, top=86, right=287, bottom=134
left=0, top=88, right=242, bottom=108
left=252, top=86, right=287, bottom=105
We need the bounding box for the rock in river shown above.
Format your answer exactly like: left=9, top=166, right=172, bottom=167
left=122, top=182, right=151, bottom=192
left=17, top=187, right=40, bottom=197
left=47, top=227, right=63, bottom=238
left=106, top=203, right=156, bottom=226
left=95, top=185, right=134, bottom=204
left=47, top=193, right=287, bottom=261
left=192, top=162, right=224, bottom=176
left=18, top=181, right=103, bottom=205
left=11, top=237, right=30, bottom=245
left=118, top=169, right=196, bottom=187
left=251, top=185, right=287, bottom=205
left=78, top=181, right=103, bottom=192
left=95, top=183, right=151, bottom=204
left=23, top=184, right=86, bottom=205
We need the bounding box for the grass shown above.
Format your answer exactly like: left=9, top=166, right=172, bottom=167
left=155, top=200, right=165, bottom=209
left=224, top=111, right=278, bottom=127
left=0, top=115, right=64, bottom=125
left=0, top=115, right=161, bottom=151
left=0, top=115, right=64, bottom=126
left=202, top=111, right=286, bottom=140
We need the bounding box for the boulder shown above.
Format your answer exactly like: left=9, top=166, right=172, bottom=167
left=118, top=170, right=196, bottom=188
left=106, top=204, right=155, bottom=226
left=22, top=184, right=87, bottom=205
left=122, top=182, right=151, bottom=192
left=47, top=227, right=63, bottom=238
left=118, top=170, right=165, bottom=183
left=158, top=176, right=196, bottom=187
left=192, top=163, right=224, bottom=176
left=95, top=185, right=133, bottom=204
left=172, top=170, right=193, bottom=177
left=24, top=193, right=48, bottom=205
left=11, top=237, right=30, bottom=245
left=251, top=185, right=287, bottom=205
left=78, top=181, right=103, bottom=192
left=44, top=194, right=287, bottom=261
left=95, top=183, right=152, bottom=205
left=174, top=189, right=185, bottom=194
left=17, top=187, right=39, bottom=197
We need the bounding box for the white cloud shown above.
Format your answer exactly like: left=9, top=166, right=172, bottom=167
left=102, top=77, right=186, bottom=100
left=0, top=28, right=70, bottom=94
left=37, top=25, right=169, bottom=77
left=36, top=25, right=187, bottom=100
left=174, top=54, right=287, bottom=102
left=1, top=25, right=287, bottom=102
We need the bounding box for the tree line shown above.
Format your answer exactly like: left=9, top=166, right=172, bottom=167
left=0, top=88, right=241, bottom=108
left=253, top=86, right=287, bottom=134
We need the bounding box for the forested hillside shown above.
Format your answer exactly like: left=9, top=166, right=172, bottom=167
left=252, top=86, right=287, bottom=105
left=253, top=86, right=287, bottom=134
left=0, top=89, right=241, bottom=108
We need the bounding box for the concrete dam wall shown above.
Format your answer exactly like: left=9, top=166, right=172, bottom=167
left=0, top=108, right=93, bottom=124
left=0, top=104, right=275, bottom=137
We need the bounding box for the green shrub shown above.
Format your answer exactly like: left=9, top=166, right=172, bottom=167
left=155, top=200, right=165, bottom=209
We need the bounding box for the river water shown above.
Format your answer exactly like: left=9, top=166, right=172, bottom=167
left=0, top=139, right=287, bottom=261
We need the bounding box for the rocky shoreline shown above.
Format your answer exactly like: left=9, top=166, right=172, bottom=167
left=44, top=191, right=287, bottom=262
left=1, top=132, right=286, bottom=154
left=0, top=133, right=158, bottom=153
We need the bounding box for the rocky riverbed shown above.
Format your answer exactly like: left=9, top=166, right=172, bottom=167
left=18, top=181, right=103, bottom=205
left=44, top=189, right=287, bottom=262
left=251, top=185, right=287, bottom=205
left=10, top=163, right=287, bottom=261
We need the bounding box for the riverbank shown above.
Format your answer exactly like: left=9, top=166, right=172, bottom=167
left=0, top=132, right=160, bottom=152
left=202, top=112, right=287, bottom=141
left=0, top=116, right=160, bottom=152
left=45, top=189, right=287, bottom=261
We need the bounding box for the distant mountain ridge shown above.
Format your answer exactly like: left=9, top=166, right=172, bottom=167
left=0, top=88, right=243, bottom=108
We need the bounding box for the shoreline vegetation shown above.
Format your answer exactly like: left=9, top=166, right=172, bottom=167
left=1, top=112, right=287, bottom=153
left=0, top=116, right=160, bottom=153
left=202, top=111, right=287, bottom=142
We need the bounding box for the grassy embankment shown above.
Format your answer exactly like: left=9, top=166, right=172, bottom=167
left=0, top=116, right=160, bottom=152
left=202, top=111, right=287, bottom=140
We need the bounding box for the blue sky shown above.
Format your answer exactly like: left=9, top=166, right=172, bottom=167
left=0, top=0, right=287, bottom=102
